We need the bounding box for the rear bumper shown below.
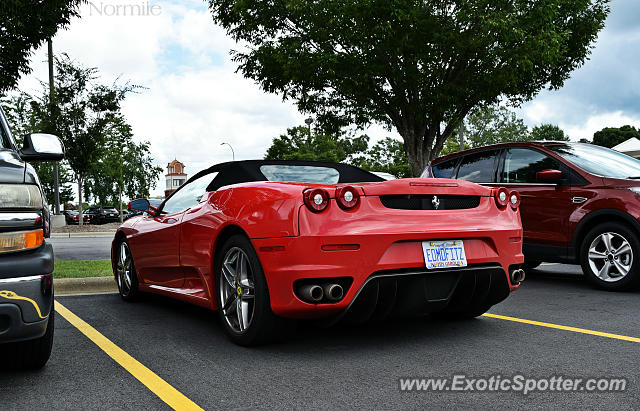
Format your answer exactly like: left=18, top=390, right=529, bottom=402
left=254, top=227, right=523, bottom=319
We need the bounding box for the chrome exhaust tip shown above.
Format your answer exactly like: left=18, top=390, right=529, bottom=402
left=323, top=284, right=344, bottom=301
left=511, top=269, right=526, bottom=284
left=298, top=284, right=324, bottom=303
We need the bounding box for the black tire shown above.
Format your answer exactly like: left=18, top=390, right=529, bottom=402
left=523, top=261, right=542, bottom=271
left=1, top=310, right=55, bottom=370
left=215, top=234, right=288, bottom=346
left=116, top=239, right=140, bottom=301
left=580, top=222, right=640, bottom=291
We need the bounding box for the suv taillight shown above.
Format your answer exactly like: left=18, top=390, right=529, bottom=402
left=304, top=188, right=330, bottom=213
left=509, top=190, right=521, bottom=210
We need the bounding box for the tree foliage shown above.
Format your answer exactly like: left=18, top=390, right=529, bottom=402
left=530, top=123, right=570, bottom=142
left=356, top=137, right=412, bottom=178
left=265, top=125, right=411, bottom=178
left=84, top=116, right=162, bottom=210
left=1, top=93, right=74, bottom=205
left=0, top=0, right=84, bottom=93
left=210, top=0, right=609, bottom=175
left=593, top=125, right=640, bottom=148
left=265, top=126, right=369, bottom=163
left=464, top=105, right=530, bottom=148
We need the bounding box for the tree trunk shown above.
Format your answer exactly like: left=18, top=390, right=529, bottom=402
left=119, top=182, right=123, bottom=224
left=77, top=173, right=84, bottom=226
left=398, top=126, right=431, bottom=177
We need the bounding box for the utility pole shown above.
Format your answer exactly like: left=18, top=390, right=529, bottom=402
left=48, top=39, right=61, bottom=215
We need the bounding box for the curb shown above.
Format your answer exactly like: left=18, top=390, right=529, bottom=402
left=52, top=232, right=116, bottom=238
left=55, top=276, right=117, bottom=295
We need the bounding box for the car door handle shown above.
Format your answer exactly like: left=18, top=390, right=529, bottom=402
left=572, top=197, right=587, bottom=204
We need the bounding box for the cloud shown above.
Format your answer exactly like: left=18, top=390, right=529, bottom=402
left=519, top=0, right=640, bottom=140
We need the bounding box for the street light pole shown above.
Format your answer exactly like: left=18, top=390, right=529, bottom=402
left=48, top=39, right=60, bottom=215
left=305, top=117, right=313, bottom=148
left=221, top=142, right=235, bottom=161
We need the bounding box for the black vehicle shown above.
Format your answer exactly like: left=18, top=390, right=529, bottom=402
left=64, top=209, right=89, bottom=225
left=0, top=105, right=64, bottom=369
left=85, top=206, right=120, bottom=224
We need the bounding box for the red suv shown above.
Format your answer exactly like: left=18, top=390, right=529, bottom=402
left=424, top=142, right=640, bottom=291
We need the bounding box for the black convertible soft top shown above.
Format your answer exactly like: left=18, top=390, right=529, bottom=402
left=187, top=160, right=384, bottom=192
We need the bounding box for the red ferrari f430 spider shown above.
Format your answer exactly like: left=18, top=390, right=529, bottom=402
left=112, top=161, right=524, bottom=345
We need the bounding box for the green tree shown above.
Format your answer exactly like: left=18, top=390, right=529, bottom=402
left=84, top=116, right=162, bottom=220
left=464, top=105, right=530, bottom=148
left=0, top=0, right=84, bottom=93
left=530, top=123, right=570, bottom=141
left=1, top=93, right=74, bottom=205
left=28, top=54, right=136, bottom=224
left=210, top=0, right=609, bottom=176
left=357, top=138, right=412, bottom=178
left=265, top=126, right=369, bottom=163
left=593, top=125, right=640, bottom=148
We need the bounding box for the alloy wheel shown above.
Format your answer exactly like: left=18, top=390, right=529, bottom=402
left=587, top=232, right=633, bottom=282
left=219, top=247, right=256, bottom=333
left=116, top=242, right=133, bottom=294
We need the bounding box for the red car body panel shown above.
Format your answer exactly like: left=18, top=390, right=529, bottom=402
left=113, top=171, right=523, bottom=320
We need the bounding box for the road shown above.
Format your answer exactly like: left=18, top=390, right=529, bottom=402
left=49, top=236, right=113, bottom=260
left=2, top=264, right=639, bottom=409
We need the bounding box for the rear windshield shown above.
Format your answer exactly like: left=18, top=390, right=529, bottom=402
left=260, top=165, right=340, bottom=184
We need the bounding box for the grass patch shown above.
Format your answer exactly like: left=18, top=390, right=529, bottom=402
left=54, top=260, right=113, bottom=279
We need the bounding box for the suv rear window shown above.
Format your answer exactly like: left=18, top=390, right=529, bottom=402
left=432, top=159, right=458, bottom=178
left=456, top=151, right=499, bottom=183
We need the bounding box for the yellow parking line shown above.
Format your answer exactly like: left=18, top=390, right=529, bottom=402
left=55, top=301, right=203, bottom=411
left=483, top=313, right=640, bottom=343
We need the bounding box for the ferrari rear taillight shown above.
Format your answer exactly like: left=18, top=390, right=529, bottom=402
left=494, top=187, right=509, bottom=208
left=509, top=190, right=521, bottom=210
left=304, top=188, right=330, bottom=213
left=335, top=186, right=360, bottom=210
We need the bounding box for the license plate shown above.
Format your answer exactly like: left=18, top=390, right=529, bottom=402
left=422, top=240, right=467, bottom=270
left=109, top=214, right=114, bottom=216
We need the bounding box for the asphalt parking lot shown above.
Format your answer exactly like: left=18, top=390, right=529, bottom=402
left=2, top=265, right=640, bottom=409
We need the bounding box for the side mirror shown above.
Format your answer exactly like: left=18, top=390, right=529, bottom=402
left=536, top=169, right=563, bottom=181
left=19, top=133, right=65, bottom=162
left=128, top=198, right=157, bottom=216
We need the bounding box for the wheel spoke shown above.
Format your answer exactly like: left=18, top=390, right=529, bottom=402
left=613, top=260, right=630, bottom=276
left=597, top=261, right=612, bottom=280
left=120, top=243, right=127, bottom=265
left=222, top=292, right=238, bottom=313
left=588, top=248, right=607, bottom=260
left=238, top=251, right=248, bottom=285
left=222, top=264, right=235, bottom=288
left=601, top=233, right=613, bottom=253
left=614, top=243, right=631, bottom=257
left=240, top=300, right=250, bottom=329
left=236, top=298, right=244, bottom=331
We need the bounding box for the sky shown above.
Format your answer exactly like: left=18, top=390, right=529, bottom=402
left=14, top=0, right=640, bottom=198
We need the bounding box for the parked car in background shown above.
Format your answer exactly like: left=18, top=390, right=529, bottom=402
left=85, top=206, right=120, bottom=224
left=64, top=210, right=89, bottom=225
left=0, top=105, right=64, bottom=369
left=114, top=160, right=524, bottom=346
left=425, top=141, right=640, bottom=291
